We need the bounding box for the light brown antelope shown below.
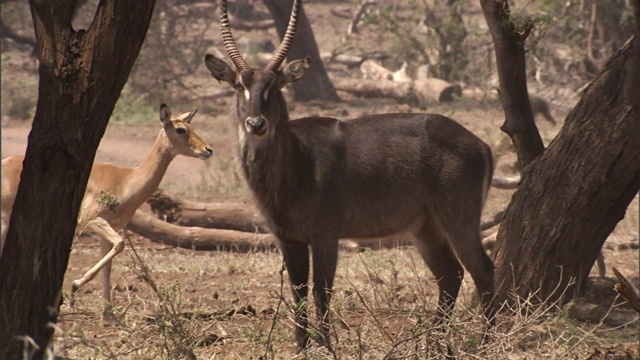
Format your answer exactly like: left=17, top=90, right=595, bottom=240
left=205, top=0, right=495, bottom=349
left=1, top=104, right=213, bottom=304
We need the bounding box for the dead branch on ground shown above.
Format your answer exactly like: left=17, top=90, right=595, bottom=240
left=331, top=60, right=461, bottom=104
left=491, top=175, right=520, bottom=189
left=613, top=267, right=640, bottom=313
left=128, top=210, right=278, bottom=252
left=146, top=189, right=268, bottom=233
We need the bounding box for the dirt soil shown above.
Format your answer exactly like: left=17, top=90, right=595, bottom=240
left=1, top=1, right=639, bottom=359
left=3, top=99, right=638, bottom=359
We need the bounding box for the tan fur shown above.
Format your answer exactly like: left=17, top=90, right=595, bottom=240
left=0, top=104, right=213, bottom=303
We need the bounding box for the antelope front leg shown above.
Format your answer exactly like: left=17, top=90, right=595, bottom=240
left=311, top=238, right=338, bottom=348
left=280, top=242, right=310, bottom=350
left=71, top=217, right=124, bottom=304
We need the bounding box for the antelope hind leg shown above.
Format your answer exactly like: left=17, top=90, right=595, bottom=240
left=412, top=220, right=464, bottom=327
left=71, top=217, right=124, bottom=306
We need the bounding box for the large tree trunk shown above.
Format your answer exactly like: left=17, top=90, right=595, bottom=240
left=264, top=0, right=340, bottom=102
left=0, top=1, right=156, bottom=358
left=488, top=0, right=640, bottom=307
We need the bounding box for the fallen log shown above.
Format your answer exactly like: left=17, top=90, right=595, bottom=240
left=332, top=77, right=414, bottom=102
left=416, top=78, right=462, bottom=103
left=322, top=53, right=365, bottom=67
left=143, top=189, right=503, bottom=251
left=491, top=175, right=521, bottom=189
left=128, top=210, right=277, bottom=252
left=146, top=189, right=268, bottom=233
left=331, top=76, right=461, bottom=104
left=128, top=210, right=373, bottom=253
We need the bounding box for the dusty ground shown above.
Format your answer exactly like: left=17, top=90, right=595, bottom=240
left=3, top=100, right=638, bottom=359
left=1, top=0, right=639, bottom=359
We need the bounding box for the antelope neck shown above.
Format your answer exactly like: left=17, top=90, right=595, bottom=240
left=130, top=130, right=176, bottom=202
left=238, top=104, right=299, bottom=212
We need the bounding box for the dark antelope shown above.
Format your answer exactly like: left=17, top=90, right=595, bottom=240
left=205, top=0, right=495, bottom=349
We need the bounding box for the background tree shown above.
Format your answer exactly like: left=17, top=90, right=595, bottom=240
left=481, top=0, right=640, bottom=307
left=263, top=0, right=340, bottom=102
left=0, top=1, right=156, bottom=358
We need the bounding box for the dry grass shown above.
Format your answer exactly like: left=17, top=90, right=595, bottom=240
left=50, top=228, right=639, bottom=359
left=2, top=2, right=638, bottom=358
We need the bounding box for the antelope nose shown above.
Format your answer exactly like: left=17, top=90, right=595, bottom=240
left=245, top=116, right=267, bottom=135
left=199, top=145, right=214, bottom=160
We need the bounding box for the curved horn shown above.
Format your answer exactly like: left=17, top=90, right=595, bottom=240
left=220, top=0, right=248, bottom=71
left=266, top=0, right=301, bottom=72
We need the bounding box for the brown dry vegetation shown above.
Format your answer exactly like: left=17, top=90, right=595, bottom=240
left=1, top=0, right=639, bottom=359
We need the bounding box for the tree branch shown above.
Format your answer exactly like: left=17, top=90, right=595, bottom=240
left=626, top=0, right=640, bottom=108
left=612, top=267, right=640, bottom=313
left=480, top=0, right=544, bottom=168
left=0, top=18, right=37, bottom=55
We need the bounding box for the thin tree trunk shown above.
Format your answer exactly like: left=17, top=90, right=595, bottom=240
left=264, top=0, right=340, bottom=102
left=480, top=0, right=544, bottom=168
left=0, top=1, right=156, bottom=358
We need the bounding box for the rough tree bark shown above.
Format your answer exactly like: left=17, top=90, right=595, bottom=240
left=0, top=1, right=156, bottom=358
left=480, top=0, right=545, bottom=168
left=263, top=0, right=340, bottom=102
left=485, top=0, right=640, bottom=307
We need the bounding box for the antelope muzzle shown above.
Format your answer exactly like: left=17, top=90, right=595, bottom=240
left=245, top=116, right=267, bottom=135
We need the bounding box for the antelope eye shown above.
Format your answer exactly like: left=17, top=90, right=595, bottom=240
left=176, top=127, right=187, bottom=134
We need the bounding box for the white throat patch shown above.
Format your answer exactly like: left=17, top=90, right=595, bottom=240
left=237, top=124, right=247, bottom=149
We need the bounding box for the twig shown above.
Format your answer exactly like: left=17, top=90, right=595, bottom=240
left=612, top=267, right=640, bottom=313
left=347, top=0, right=377, bottom=35
left=264, top=260, right=286, bottom=360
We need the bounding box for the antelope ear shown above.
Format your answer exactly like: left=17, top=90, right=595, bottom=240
left=160, top=103, right=171, bottom=125
left=279, top=56, right=311, bottom=88
left=175, top=109, right=198, bottom=124
left=183, top=109, right=198, bottom=124
left=205, top=54, right=237, bottom=87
